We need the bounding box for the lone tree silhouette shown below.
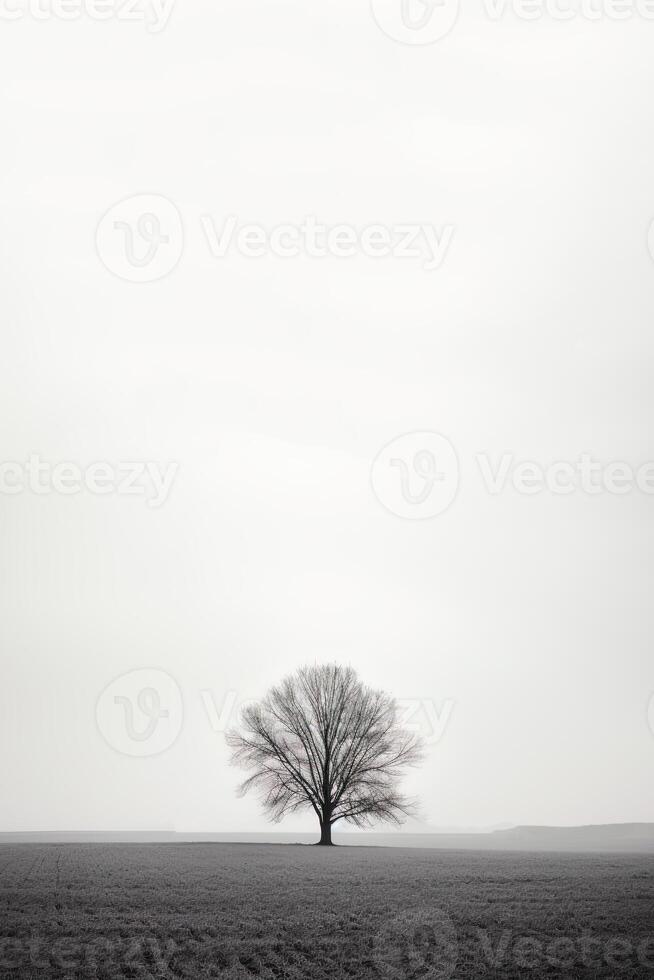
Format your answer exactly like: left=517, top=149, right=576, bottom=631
left=226, top=664, right=424, bottom=845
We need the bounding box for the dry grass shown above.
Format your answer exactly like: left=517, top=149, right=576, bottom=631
left=1, top=842, right=653, bottom=978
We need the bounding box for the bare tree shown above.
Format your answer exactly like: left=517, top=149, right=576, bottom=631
left=226, top=664, right=424, bottom=845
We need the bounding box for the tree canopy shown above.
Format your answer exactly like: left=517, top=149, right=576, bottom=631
left=226, top=663, right=424, bottom=845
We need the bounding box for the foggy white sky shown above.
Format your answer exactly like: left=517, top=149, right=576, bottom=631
left=1, top=1, right=654, bottom=833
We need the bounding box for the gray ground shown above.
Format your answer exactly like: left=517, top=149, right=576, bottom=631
left=2, top=843, right=653, bottom=978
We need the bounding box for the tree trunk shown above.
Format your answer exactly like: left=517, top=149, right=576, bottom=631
left=317, top=820, right=333, bottom=846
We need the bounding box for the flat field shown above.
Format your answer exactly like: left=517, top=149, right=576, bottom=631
left=1, top=843, right=653, bottom=979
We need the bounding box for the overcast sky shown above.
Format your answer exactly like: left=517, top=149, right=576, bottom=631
left=1, top=0, right=653, bottom=833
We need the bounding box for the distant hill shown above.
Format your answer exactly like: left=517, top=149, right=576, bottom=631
left=1, top=824, right=654, bottom=852
left=487, top=823, right=654, bottom=852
